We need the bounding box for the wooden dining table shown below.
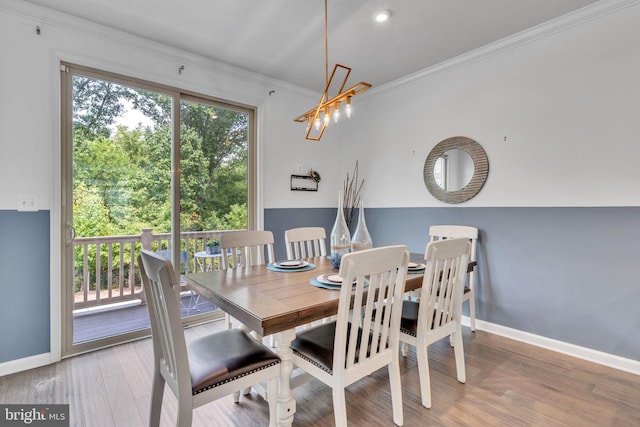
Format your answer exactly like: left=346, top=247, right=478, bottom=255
left=184, top=254, right=426, bottom=427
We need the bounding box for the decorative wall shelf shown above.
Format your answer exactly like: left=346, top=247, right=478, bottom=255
left=291, top=174, right=318, bottom=191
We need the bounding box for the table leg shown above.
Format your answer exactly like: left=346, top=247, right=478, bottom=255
left=274, top=328, right=296, bottom=427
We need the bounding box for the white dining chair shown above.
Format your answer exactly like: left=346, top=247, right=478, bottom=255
left=284, top=226, right=327, bottom=259
left=290, top=245, right=410, bottom=427
left=285, top=226, right=330, bottom=327
left=138, top=250, right=280, bottom=427
left=399, top=238, right=470, bottom=409
left=219, top=230, right=275, bottom=333
left=220, top=230, right=275, bottom=271
left=429, top=225, right=478, bottom=331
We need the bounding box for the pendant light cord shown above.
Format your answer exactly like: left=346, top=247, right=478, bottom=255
left=324, top=0, right=329, bottom=87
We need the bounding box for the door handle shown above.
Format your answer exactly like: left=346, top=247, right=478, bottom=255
left=65, top=222, right=76, bottom=245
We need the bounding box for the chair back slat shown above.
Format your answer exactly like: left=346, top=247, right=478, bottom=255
left=285, top=227, right=327, bottom=259
left=419, top=238, right=470, bottom=333
left=335, top=245, right=409, bottom=375
left=428, top=224, right=478, bottom=329
left=220, top=230, right=275, bottom=269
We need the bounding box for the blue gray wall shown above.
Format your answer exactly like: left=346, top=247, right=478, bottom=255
left=3, top=207, right=638, bottom=364
left=266, top=207, right=640, bottom=361
left=0, top=211, right=50, bottom=363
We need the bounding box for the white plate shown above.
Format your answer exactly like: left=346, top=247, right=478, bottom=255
left=316, top=274, right=341, bottom=286
left=408, top=263, right=426, bottom=270
left=315, top=274, right=367, bottom=288
left=317, top=274, right=358, bottom=285
left=275, top=260, right=309, bottom=269
left=327, top=274, right=343, bottom=283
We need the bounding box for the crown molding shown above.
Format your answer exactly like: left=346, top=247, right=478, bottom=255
left=0, top=0, right=313, bottom=98
left=3, top=0, right=638, bottom=102
left=372, top=0, right=640, bottom=95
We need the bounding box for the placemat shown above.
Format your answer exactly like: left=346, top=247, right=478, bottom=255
left=309, top=277, right=342, bottom=290
left=309, top=276, right=369, bottom=290
left=267, top=263, right=316, bottom=273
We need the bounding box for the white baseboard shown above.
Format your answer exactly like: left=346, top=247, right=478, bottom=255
left=3, top=320, right=638, bottom=378
left=0, top=353, right=52, bottom=377
left=462, top=316, right=640, bottom=376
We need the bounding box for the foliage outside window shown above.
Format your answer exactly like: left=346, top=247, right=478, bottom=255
left=71, top=75, right=250, bottom=291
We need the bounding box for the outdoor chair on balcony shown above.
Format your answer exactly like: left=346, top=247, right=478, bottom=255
left=155, top=249, right=201, bottom=315
left=138, top=250, right=280, bottom=427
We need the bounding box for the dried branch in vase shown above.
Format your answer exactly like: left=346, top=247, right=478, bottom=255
left=343, top=160, right=364, bottom=229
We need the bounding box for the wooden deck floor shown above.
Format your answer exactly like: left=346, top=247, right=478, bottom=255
left=73, top=295, right=217, bottom=343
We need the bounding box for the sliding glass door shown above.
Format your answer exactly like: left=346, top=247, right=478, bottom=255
left=61, top=63, right=255, bottom=356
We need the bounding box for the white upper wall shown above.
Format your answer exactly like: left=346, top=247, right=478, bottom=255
left=342, top=1, right=640, bottom=207
left=0, top=0, right=343, bottom=212
left=1, top=0, right=639, bottom=211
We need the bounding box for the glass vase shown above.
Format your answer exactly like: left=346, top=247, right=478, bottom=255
left=351, top=200, right=373, bottom=251
left=330, top=190, right=351, bottom=268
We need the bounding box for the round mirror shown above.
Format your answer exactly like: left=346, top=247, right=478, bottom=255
left=434, top=148, right=474, bottom=191
left=424, top=136, right=488, bottom=204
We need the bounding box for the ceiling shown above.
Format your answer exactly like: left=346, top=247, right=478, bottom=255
left=24, top=0, right=600, bottom=92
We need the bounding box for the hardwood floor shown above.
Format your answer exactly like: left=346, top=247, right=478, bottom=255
left=1, top=321, right=638, bottom=426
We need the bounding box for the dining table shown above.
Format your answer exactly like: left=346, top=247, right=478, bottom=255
left=184, top=254, right=474, bottom=427
left=184, top=254, right=422, bottom=426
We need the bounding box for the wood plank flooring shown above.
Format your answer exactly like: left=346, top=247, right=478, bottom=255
left=1, top=321, right=638, bottom=426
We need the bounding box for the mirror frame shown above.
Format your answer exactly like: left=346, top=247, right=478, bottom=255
left=423, top=136, right=489, bottom=204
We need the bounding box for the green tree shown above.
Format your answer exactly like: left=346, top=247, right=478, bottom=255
left=73, top=182, right=112, bottom=237
left=72, top=75, right=249, bottom=238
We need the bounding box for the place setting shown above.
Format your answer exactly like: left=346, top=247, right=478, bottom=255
left=267, top=259, right=316, bottom=272
left=310, top=273, right=368, bottom=290
left=407, top=261, right=426, bottom=273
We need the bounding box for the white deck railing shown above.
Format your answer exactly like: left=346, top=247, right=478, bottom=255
left=73, top=228, right=230, bottom=309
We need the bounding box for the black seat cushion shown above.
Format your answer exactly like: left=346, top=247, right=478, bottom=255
left=399, top=300, right=420, bottom=337
left=188, top=329, right=280, bottom=395
left=400, top=300, right=450, bottom=337
left=291, top=321, right=384, bottom=374
left=291, top=322, right=340, bottom=374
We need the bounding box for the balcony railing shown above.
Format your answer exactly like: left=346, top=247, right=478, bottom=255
left=73, top=228, right=231, bottom=310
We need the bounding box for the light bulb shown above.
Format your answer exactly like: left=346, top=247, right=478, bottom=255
left=332, top=108, right=340, bottom=123
left=374, top=10, right=391, bottom=23
left=345, top=98, right=352, bottom=118
left=314, top=116, right=321, bottom=131
left=324, top=108, right=330, bottom=125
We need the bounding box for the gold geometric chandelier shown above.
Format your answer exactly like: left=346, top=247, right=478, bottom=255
left=293, top=0, right=372, bottom=141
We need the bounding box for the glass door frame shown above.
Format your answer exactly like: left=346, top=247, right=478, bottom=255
left=60, top=63, right=256, bottom=357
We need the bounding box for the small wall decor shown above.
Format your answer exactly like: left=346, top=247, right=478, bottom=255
left=291, top=174, right=318, bottom=191
left=308, top=169, right=321, bottom=183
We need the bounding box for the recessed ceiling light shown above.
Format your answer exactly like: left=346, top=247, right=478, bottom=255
left=374, top=10, right=391, bottom=23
